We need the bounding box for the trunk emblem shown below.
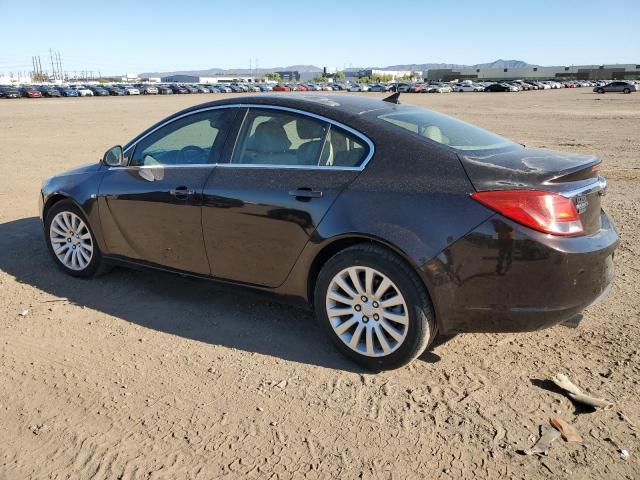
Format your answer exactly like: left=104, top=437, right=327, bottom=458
left=575, top=194, right=589, bottom=214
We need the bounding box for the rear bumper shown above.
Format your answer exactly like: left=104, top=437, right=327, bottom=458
left=423, top=211, right=618, bottom=334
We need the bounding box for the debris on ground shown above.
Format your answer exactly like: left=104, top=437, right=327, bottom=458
left=618, top=411, right=638, bottom=432
left=605, top=437, right=630, bottom=460
left=550, top=417, right=582, bottom=443
left=19, top=309, right=29, bottom=317
left=551, top=373, right=614, bottom=410
left=521, top=424, right=561, bottom=456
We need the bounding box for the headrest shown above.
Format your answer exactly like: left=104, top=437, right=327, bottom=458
left=296, top=118, right=326, bottom=139
left=251, top=122, right=292, bottom=153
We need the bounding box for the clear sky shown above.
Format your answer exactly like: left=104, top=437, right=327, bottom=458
left=1, top=0, right=638, bottom=75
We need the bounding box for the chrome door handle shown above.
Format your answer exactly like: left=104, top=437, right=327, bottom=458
left=170, top=186, right=194, bottom=198
left=288, top=188, right=323, bottom=199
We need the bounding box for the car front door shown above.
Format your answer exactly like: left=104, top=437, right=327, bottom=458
left=98, top=108, right=235, bottom=274
left=202, top=107, right=372, bottom=287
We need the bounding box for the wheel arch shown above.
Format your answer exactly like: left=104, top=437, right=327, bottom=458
left=42, top=193, right=85, bottom=220
left=305, top=234, right=437, bottom=326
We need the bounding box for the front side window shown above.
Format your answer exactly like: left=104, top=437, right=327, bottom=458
left=376, top=107, right=517, bottom=152
left=130, top=109, right=233, bottom=166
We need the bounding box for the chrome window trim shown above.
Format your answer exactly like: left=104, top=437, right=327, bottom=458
left=109, top=164, right=219, bottom=170
left=119, top=103, right=375, bottom=172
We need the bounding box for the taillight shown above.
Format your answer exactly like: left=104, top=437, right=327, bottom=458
left=471, top=190, right=583, bottom=236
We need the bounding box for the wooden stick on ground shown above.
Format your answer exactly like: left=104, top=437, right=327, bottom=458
left=551, top=373, right=613, bottom=410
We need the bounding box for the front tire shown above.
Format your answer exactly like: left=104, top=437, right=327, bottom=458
left=623, top=88, right=631, bottom=94
left=314, top=244, right=435, bottom=370
left=44, top=200, right=107, bottom=278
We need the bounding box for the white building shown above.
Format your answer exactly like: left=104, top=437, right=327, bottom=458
left=426, top=64, right=640, bottom=81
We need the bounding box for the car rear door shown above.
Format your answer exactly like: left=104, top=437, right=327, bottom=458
left=98, top=108, right=235, bottom=274
left=201, top=106, right=372, bottom=287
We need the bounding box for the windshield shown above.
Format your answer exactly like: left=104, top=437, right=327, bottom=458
left=377, top=107, right=517, bottom=152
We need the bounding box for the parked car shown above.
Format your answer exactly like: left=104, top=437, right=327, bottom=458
left=105, top=86, right=125, bottom=96
left=157, top=85, right=173, bottom=94
left=272, top=84, right=291, bottom=92
left=73, top=86, right=94, bottom=97
left=89, top=86, right=109, bottom=96
left=38, top=94, right=618, bottom=370
left=593, top=81, right=636, bottom=94
left=484, top=83, right=516, bottom=92
left=37, top=86, right=62, bottom=97
left=368, top=83, right=393, bottom=92
left=427, top=84, right=452, bottom=93
left=348, top=83, right=370, bottom=92
left=123, top=86, right=140, bottom=95
left=395, top=83, right=412, bottom=93
left=169, top=85, right=188, bottom=94
left=18, top=86, right=43, bottom=98
left=138, top=85, right=159, bottom=95
left=533, top=82, right=551, bottom=90
left=57, top=86, right=79, bottom=97
left=452, top=83, right=483, bottom=92
left=1, top=86, right=22, bottom=98
left=409, top=83, right=429, bottom=93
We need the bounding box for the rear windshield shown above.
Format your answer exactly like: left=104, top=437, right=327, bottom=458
left=377, top=108, right=516, bottom=152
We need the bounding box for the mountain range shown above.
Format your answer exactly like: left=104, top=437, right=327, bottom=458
left=139, top=60, right=536, bottom=78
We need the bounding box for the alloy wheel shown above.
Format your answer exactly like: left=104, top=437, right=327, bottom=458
left=325, top=266, right=409, bottom=357
left=49, top=211, right=93, bottom=271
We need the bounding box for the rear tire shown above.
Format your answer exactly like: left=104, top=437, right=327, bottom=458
left=597, top=88, right=604, bottom=94
left=314, top=244, right=435, bottom=371
left=44, top=200, right=109, bottom=278
left=623, top=88, right=631, bottom=94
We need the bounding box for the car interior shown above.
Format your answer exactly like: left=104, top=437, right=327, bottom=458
left=233, top=110, right=366, bottom=168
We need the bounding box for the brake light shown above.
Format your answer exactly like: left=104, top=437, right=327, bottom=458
left=471, top=190, right=583, bottom=236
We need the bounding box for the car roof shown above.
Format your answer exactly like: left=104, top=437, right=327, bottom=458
left=125, top=94, right=418, bottom=151
left=181, top=94, right=405, bottom=123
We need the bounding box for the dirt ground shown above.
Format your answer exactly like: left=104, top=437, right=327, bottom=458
left=0, top=89, right=638, bottom=479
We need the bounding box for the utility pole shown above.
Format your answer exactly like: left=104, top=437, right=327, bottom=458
left=49, top=48, right=56, bottom=81
left=56, top=51, right=63, bottom=82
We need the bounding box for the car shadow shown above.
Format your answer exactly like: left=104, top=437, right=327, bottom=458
left=0, top=217, right=373, bottom=372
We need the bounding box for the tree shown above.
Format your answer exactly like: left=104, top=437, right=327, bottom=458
left=265, top=72, right=281, bottom=81
left=372, top=73, right=393, bottom=83
left=357, top=76, right=371, bottom=84
left=335, top=71, right=345, bottom=80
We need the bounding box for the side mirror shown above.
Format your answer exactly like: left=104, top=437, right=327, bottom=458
left=102, top=145, right=125, bottom=167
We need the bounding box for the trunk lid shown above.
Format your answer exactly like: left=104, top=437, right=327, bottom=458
left=459, top=146, right=606, bottom=235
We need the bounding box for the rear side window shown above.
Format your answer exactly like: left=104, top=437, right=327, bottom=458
left=232, top=109, right=327, bottom=166
left=319, top=126, right=367, bottom=167
left=231, top=108, right=368, bottom=168
left=377, top=108, right=516, bottom=152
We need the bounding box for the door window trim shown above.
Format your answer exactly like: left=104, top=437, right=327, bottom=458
left=124, top=108, right=236, bottom=169
left=114, top=104, right=375, bottom=172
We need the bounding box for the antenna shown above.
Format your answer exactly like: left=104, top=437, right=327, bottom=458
left=382, top=92, right=400, bottom=104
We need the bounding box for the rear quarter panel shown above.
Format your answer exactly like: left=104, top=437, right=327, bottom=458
left=277, top=132, right=495, bottom=327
